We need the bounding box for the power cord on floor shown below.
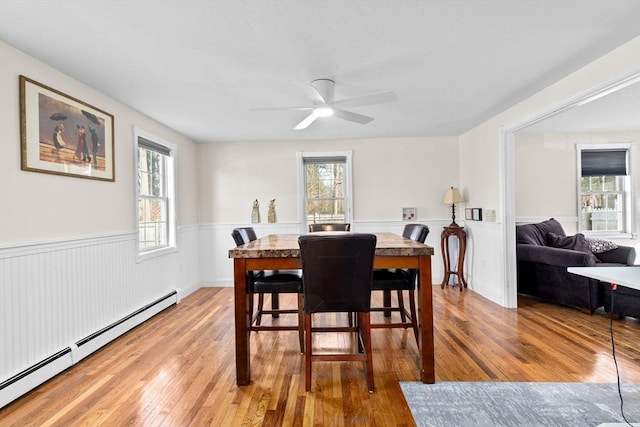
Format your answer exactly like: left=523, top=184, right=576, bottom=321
left=609, top=283, right=633, bottom=426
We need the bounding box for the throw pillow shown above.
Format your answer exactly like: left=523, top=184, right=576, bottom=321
left=586, top=238, right=619, bottom=254
left=546, top=232, right=591, bottom=253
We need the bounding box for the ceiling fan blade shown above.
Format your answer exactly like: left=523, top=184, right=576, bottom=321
left=331, top=91, right=397, bottom=109
left=294, top=112, right=320, bottom=130
left=332, top=108, right=374, bottom=124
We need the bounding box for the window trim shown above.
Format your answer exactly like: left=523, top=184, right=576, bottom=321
left=297, top=151, right=353, bottom=234
left=576, top=143, right=635, bottom=238
left=134, top=127, right=178, bottom=261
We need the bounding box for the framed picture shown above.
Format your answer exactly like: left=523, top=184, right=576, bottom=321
left=472, top=208, right=483, bottom=221
left=20, top=75, right=115, bottom=181
left=465, top=208, right=473, bottom=220
left=402, top=207, right=416, bottom=221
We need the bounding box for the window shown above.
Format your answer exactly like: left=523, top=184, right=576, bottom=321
left=298, top=151, right=353, bottom=232
left=135, top=128, right=176, bottom=256
left=577, top=145, right=634, bottom=236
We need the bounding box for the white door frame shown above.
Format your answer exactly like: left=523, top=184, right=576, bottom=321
left=500, top=71, right=640, bottom=308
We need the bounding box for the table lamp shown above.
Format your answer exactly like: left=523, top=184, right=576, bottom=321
left=442, top=186, right=465, bottom=226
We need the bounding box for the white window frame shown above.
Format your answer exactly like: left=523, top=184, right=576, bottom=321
left=134, top=127, right=177, bottom=260
left=576, top=143, right=635, bottom=238
left=297, top=151, right=353, bottom=234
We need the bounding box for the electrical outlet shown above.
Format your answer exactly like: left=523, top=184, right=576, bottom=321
left=484, top=209, right=496, bottom=222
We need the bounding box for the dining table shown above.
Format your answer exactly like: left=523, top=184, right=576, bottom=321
left=228, top=231, right=435, bottom=385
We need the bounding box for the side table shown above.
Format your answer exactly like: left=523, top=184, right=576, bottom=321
left=440, top=225, right=467, bottom=291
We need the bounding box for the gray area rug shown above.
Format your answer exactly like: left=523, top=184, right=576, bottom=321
left=400, top=382, right=640, bottom=426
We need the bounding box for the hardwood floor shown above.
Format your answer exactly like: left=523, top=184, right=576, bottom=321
left=1, top=286, right=639, bottom=426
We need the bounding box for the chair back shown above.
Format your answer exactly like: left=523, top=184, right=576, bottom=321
left=308, top=223, right=351, bottom=232
left=232, top=227, right=261, bottom=286
left=402, top=224, right=429, bottom=284
left=298, top=233, right=376, bottom=313
left=232, top=227, right=257, bottom=246
left=402, top=224, right=429, bottom=243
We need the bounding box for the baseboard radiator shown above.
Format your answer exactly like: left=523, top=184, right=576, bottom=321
left=0, top=291, right=177, bottom=409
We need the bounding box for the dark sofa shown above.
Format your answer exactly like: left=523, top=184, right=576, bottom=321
left=603, top=284, right=640, bottom=319
left=516, top=218, right=636, bottom=314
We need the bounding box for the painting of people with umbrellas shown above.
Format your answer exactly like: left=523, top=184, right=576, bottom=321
left=20, top=75, right=114, bottom=181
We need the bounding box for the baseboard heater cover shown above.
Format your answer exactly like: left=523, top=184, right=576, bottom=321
left=76, top=290, right=178, bottom=347
left=0, top=291, right=177, bottom=409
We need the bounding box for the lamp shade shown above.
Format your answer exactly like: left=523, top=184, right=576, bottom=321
left=442, top=187, right=465, bottom=204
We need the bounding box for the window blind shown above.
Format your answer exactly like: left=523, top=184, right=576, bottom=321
left=303, top=156, right=346, bottom=165
left=581, top=149, right=627, bottom=176
left=138, top=137, right=172, bottom=156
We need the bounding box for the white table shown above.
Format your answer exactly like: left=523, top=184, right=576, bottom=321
left=568, top=266, right=640, bottom=427
left=567, top=266, right=640, bottom=291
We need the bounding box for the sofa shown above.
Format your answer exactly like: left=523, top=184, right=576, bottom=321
left=516, top=218, right=636, bottom=314
left=602, top=281, right=640, bottom=319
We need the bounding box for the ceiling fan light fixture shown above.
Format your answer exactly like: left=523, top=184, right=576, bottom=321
left=314, top=106, right=334, bottom=117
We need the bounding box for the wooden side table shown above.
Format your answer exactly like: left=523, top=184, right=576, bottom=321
left=440, top=225, right=467, bottom=291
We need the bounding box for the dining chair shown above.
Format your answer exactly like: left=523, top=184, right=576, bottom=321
left=308, top=222, right=356, bottom=326
left=231, top=227, right=304, bottom=352
left=298, top=233, right=377, bottom=392
left=370, top=223, right=429, bottom=345
left=308, top=223, right=351, bottom=232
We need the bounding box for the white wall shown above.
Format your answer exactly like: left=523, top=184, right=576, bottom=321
left=0, top=41, right=200, bottom=244
left=515, top=131, right=640, bottom=235
left=196, top=136, right=460, bottom=224
left=197, top=136, right=462, bottom=286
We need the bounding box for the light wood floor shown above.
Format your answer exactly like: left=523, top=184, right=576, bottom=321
left=1, top=286, right=639, bottom=426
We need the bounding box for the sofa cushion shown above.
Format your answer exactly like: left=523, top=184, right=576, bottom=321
left=516, top=218, right=566, bottom=246
left=546, top=232, right=591, bottom=253
left=596, top=245, right=637, bottom=265
left=586, top=238, right=619, bottom=254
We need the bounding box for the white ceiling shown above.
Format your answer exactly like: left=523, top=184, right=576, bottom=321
left=521, top=80, right=640, bottom=133
left=1, top=0, right=639, bottom=143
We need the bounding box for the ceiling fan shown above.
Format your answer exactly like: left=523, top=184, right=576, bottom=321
left=255, top=79, right=397, bottom=130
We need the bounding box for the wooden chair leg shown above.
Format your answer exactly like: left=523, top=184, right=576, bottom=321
left=249, top=293, right=255, bottom=325
left=297, top=294, right=305, bottom=353
left=383, top=290, right=392, bottom=317
left=397, top=290, right=407, bottom=324
left=358, top=312, right=374, bottom=392
left=305, top=313, right=312, bottom=392
left=408, top=290, right=419, bottom=345
left=271, top=292, right=280, bottom=318
left=256, top=293, right=265, bottom=326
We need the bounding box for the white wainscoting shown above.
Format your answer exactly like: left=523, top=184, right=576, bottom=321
left=0, top=227, right=200, bottom=408
left=462, top=221, right=507, bottom=306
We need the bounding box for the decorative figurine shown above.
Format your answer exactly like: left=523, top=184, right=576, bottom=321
left=268, top=199, right=276, bottom=223
left=251, top=199, right=260, bottom=223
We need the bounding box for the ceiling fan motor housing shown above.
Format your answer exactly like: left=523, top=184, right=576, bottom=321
left=311, top=78, right=335, bottom=104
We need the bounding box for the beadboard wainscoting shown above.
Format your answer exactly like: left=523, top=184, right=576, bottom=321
left=0, top=226, right=200, bottom=408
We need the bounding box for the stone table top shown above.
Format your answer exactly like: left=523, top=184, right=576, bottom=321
left=229, top=232, right=434, bottom=259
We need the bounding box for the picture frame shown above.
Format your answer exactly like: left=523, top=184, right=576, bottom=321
left=472, top=208, right=483, bottom=221
left=402, top=207, right=416, bottom=221
left=20, top=75, right=115, bottom=181
left=465, top=208, right=473, bottom=220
